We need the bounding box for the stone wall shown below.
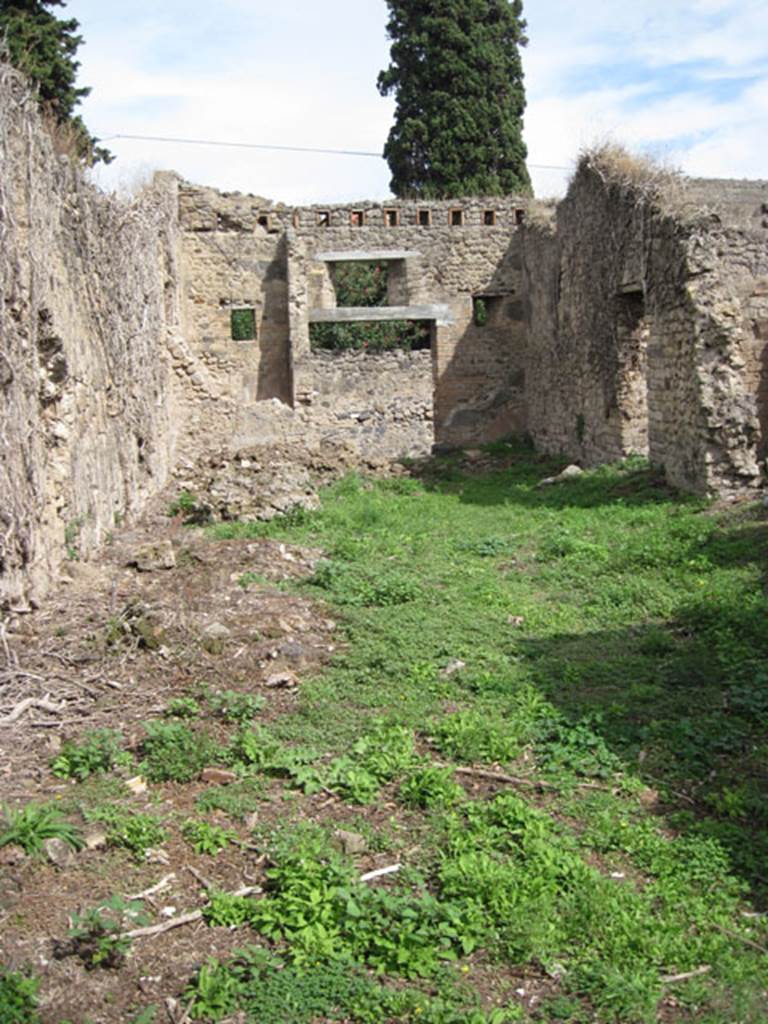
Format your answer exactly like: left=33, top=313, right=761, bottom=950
left=179, top=189, right=528, bottom=454
left=4, top=53, right=767, bottom=612
left=289, top=197, right=527, bottom=450
left=522, top=157, right=768, bottom=496
left=0, top=62, right=183, bottom=608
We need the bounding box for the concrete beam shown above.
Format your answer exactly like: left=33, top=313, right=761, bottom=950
left=309, top=304, right=453, bottom=326
left=314, top=250, right=421, bottom=263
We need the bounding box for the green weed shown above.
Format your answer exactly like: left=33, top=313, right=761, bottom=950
left=51, top=728, right=130, bottom=780
left=83, top=804, right=166, bottom=860
left=0, top=802, right=83, bottom=857
left=0, top=969, right=41, bottom=1024
left=140, top=720, right=219, bottom=783
left=56, top=895, right=148, bottom=969
left=182, top=819, right=237, bottom=855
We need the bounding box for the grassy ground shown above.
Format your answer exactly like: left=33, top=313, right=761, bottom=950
left=3, top=443, right=767, bottom=1023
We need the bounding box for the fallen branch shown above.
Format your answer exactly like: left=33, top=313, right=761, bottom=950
left=127, top=873, right=176, bottom=901
left=715, top=923, right=768, bottom=955
left=123, top=885, right=261, bottom=940
left=360, top=864, right=401, bottom=883
left=450, top=765, right=554, bottom=789
left=0, top=694, right=66, bottom=725
left=447, top=764, right=613, bottom=793
left=185, top=864, right=214, bottom=892
left=660, top=965, right=711, bottom=985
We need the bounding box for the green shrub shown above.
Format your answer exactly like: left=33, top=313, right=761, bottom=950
left=51, top=728, right=129, bottom=780
left=0, top=969, right=42, bottom=1024
left=84, top=805, right=166, bottom=860
left=140, top=720, right=218, bottom=783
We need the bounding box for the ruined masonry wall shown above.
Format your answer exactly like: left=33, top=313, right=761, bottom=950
left=522, top=167, right=768, bottom=496
left=288, top=200, right=527, bottom=450
left=178, top=187, right=528, bottom=455
left=0, top=64, right=183, bottom=607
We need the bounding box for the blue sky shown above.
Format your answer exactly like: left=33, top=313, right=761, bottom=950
left=64, top=0, right=767, bottom=202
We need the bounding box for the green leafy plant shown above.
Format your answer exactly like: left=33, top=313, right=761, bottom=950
left=208, top=689, right=265, bottom=724
left=182, top=819, right=237, bottom=856
left=163, top=697, right=202, bottom=719
left=0, top=802, right=83, bottom=857
left=56, top=895, right=148, bottom=969
left=398, top=764, right=464, bottom=809
left=83, top=805, right=166, bottom=860
left=51, top=728, right=129, bottom=780
left=0, top=969, right=42, bottom=1024
left=140, top=720, right=218, bottom=783
left=196, top=779, right=264, bottom=818
left=310, top=559, right=422, bottom=607
left=167, top=490, right=211, bottom=524
left=429, top=710, right=523, bottom=764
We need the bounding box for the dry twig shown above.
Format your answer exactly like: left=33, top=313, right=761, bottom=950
left=660, top=965, right=711, bottom=985
left=0, top=694, right=66, bottom=724
left=123, top=885, right=261, bottom=940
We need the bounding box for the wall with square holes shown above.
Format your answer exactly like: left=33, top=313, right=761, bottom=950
left=178, top=188, right=530, bottom=453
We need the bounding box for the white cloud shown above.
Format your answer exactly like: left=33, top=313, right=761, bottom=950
left=66, top=0, right=767, bottom=202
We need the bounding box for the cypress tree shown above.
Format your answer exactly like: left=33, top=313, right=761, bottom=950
left=0, top=0, right=111, bottom=164
left=377, top=0, right=530, bottom=198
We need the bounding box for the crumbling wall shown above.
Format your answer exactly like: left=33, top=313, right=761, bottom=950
left=287, top=198, right=527, bottom=450
left=0, top=62, right=182, bottom=607
left=523, top=155, right=768, bottom=496
left=522, top=163, right=652, bottom=466
left=176, top=185, right=292, bottom=459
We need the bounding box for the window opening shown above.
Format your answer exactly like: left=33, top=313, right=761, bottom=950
left=515, top=208, right=526, bottom=225
left=450, top=209, right=464, bottom=227
left=418, top=209, right=432, bottom=227
left=350, top=210, right=365, bottom=227
left=231, top=308, right=256, bottom=341
left=384, top=208, right=400, bottom=227
left=473, top=297, right=488, bottom=327
left=483, top=210, right=497, bottom=226
left=257, top=214, right=270, bottom=229
left=316, top=211, right=331, bottom=227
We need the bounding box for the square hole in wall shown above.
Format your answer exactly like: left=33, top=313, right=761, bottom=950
left=483, top=209, right=497, bottom=226
left=418, top=209, right=432, bottom=227
left=515, top=208, right=526, bottom=225
left=450, top=208, right=464, bottom=227
left=472, top=294, right=504, bottom=327
left=257, top=214, right=270, bottom=229
left=350, top=210, right=365, bottom=227
left=384, top=208, right=400, bottom=227
left=231, top=308, right=256, bottom=341
left=316, top=211, right=331, bottom=227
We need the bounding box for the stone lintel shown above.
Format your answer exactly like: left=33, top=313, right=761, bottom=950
left=309, top=304, right=452, bottom=326
left=314, top=250, right=421, bottom=263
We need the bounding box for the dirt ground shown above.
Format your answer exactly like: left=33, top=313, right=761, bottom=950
left=0, top=449, right=370, bottom=1022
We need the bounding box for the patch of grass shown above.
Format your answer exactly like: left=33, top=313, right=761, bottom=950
left=182, top=819, right=237, bottom=855
left=194, top=451, right=768, bottom=1021
left=0, top=802, right=83, bottom=857
left=196, top=778, right=264, bottom=819
left=163, top=696, right=202, bottom=719
left=0, top=969, right=42, bottom=1024
left=207, top=688, right=265, bottom=724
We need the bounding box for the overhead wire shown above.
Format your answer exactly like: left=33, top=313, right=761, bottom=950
left=96, top=132, right=570, bottom=171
